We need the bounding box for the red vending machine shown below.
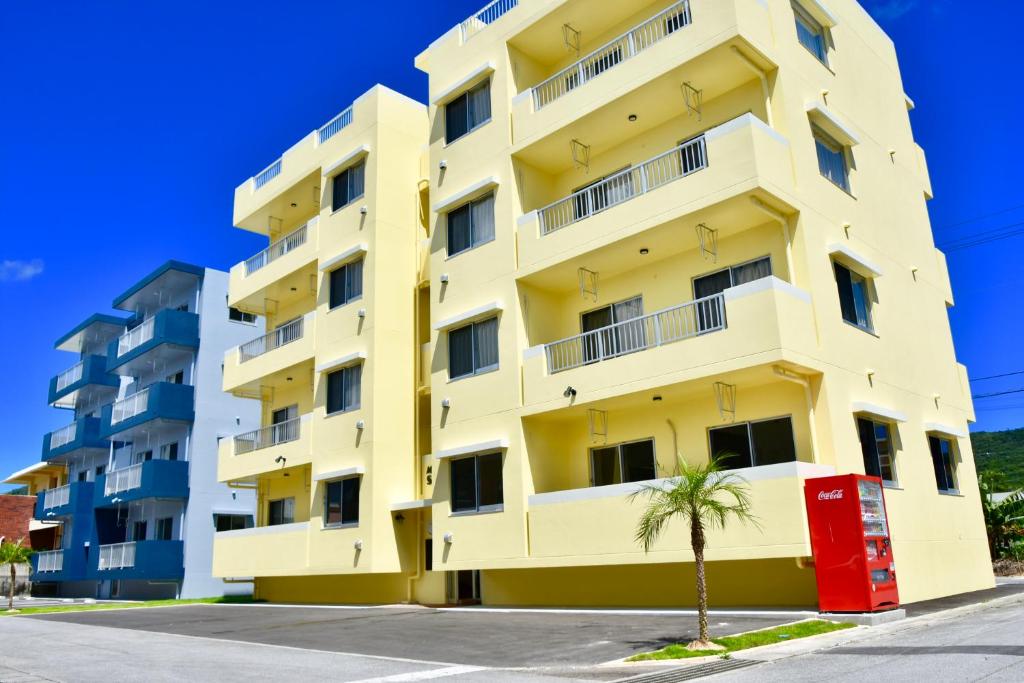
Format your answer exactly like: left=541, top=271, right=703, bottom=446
left=804, top=474, right=900, bottom=612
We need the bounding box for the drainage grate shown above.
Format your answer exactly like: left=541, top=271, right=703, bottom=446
left=615, top=659, right=761, bottom=682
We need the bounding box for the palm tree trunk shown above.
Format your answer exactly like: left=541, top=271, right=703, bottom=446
left=8, top=564, right=14, bottom=611
left=691, top=517, right=709, bottom=643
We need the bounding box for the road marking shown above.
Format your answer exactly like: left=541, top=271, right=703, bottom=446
left=346, top=665, right=488, bottom=682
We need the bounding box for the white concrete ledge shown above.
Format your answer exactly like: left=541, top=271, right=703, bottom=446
left=829, top=243, right=883, bottom=277
left=706, top=112, right=789, bottom=147
left=522, top=345, right=545, bottom=361
left=216, top=521, right=309, bottom=538
left=923, top=422, right=968, bottom=439
left=853, top=402, right=908, bottom=424
left=391, top=499, right=433, bottom=511
left=797, top=0, right=838, bottom=27
left=724, top=276, right=811, bottom=303
left=432, top=176, right=499, bottom=214
left=433, top=301, right=502, bottom=331
left=517, top=210, right=539, bottom=226
left=807, top=103, right=860, bottom=146
left=433, top=439, right=509, bottom=461
left=314, top=466, right=366, bottom=482
left=431, top=61, right=495, bottom=105
left=315, top=351, right=366, bottom=374
left=319, top=243, right=368, bottom=272
left=323, top=145, right=370, bottom=177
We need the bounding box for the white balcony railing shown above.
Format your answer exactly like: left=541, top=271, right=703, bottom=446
left=55, top=361, right=84, bottom=392
left=244, top=219, right=313, bottom=276
left=98, top=542, right=136, bottom=570
left=538, top=135, right=707, bottom=235
left=318, top=107, right=354, bottom=144
left=117, top=317, right=156, bottom=357
left=254, top=159, right=282, bottom=190
left=238, top=316, right=306, bottom=363
left=36, top=550, right=64, bottom=573
left=234, top=415, right=303, bottom=455
left=104, top=463, right=143, bottom=496
left=43, top=484, right=71, bottom=510
left=110, top=388, right=150, bottom=425
left=532, top=1, right=692, bottom=109
left=461, top=0, right=518, bottom=41
left=49, top=423, right=78, bottom=450
left=544, top=292, right=726, bottom=373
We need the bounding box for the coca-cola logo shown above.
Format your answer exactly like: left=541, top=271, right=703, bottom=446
left=818, top=489, right=844, bottom=501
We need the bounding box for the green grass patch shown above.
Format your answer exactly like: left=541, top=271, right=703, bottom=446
left=628, top=619, right=856, bottom=661
left=2, top=595, right=258, bottom=616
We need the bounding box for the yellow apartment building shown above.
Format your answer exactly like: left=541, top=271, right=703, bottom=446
left=214, top=0, right=994, bottom=607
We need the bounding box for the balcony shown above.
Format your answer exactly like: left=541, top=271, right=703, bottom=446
left=35, top=480, right=94, bottom=520
left=94, top=540, right=184, bottom=580
left=516, top=113, right=795, bottom=275
left=223, top=312, right=316, bottom=396
left=31, top=547, right=90, bottom=583
left=418, top=342, right=432, bottom=394
left=527, top=462, right=835, bottom=566
left=509, top=0, right=776, bottom=149
left=101, top=382, right=195, bottom=440
left=213, top=522, right=310, bottom=578
left=228, top=218, right=320, bottom=314
left=106, top=309, right=199, bottom=377
left=522, top=277, right=819, bottom=411
left=48, top=354, right=121, bottom=409
left=93, top=460, right=189, bottom=507
left=460, top=0, right=519, bottom=41
left=218, top=414, right=313, bottom=483
left=42, top=416, right=108, bottom=461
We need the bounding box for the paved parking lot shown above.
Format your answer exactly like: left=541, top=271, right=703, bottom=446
left=23, top=603, right=798, bottom=668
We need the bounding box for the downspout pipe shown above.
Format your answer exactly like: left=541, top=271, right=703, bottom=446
left=773, top=365, right=821, bottom=464
left=750, top=197, right=795, bottom=286
left=731, top=46, right=773, bottom=128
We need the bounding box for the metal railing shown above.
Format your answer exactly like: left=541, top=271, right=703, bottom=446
left=244, top=220, right=312, bottom=276
left=98, top=542, right=136, bottom=570
left=43, top=484, right=71, bottom=510
left=110, top=388, right=150, bottom=425
left=318, top=107, right=354, bottom=144
left=55, top=361, right=84, bottom=392
left=544, top=293, right=726, bottom=373
left=238, top=317, right=305, bottom=363
left=538, top=135, right=707, bottom=235
left=234, top=415, right=302, bottom=455
left=532, top=1, right=691, bottom=109
left=254, top=159, right=282, bottom=190
left=117, top=317, right=156, bottom=357
left=104, top=463, right=143, bottom=496
left=461, top=0, right=518, bottom=40
left=49, top=423, right=78, bottom=450
left=36, top=550, right=63, bottom=572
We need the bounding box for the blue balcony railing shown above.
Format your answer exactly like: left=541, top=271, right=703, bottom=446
left=93, top=540, right=184, bottom=581
left=100, top=382, right=195, bottom=439
left=94, top=459, right=189, bottom=507
left=41, top=416, right=108, bottom=461
left=106, top=309, right=199, bottom=375
left=48, top=354, right=120, bottom=408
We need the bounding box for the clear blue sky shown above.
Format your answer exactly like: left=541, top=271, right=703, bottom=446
left=1, top=0, right=1022, bottom=489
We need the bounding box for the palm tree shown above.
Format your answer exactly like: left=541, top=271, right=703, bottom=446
left=978, top=473, right=1024, bottom=559
left=0, top=538, right=34, bottom=612
left=631, top=454, right=758, bottom=650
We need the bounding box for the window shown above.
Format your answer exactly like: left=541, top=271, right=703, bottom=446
left=329, top=258, right=364, bottom=309
left=580, top=296, right=644, bottom=363
left=78, top=471, right=87, bottom=482
left=445, top=80, right=491, bottom=144
left=448, top=317, right=498, bottom=379
left=693, top=257, right=772, bottom=331
left=814, top=127, right=850, bottom=192
left=165, top=370, right=184, bottom=384
left=331, top=161, right=366, bottom=212
left=133, top=449, right=154, bottom=465
left=572, top=168, right=633, bottom=221
left=857, top=418, right=897, bottom=486
left=590, top=439, right=657, bottom=487
left=833, top=262, right=873, bottom=331
left=793, top=2, right=828, bottom=63
left=229, top=307, right=257, bottom=324
left=424, top=539, right=433, bottom=572
left=450, top=452, right=503, bottom=514
left=268, top=498, right=295, bottom=526
left=928, top=436, right=958, bottom=493
left=155, top=517, right=174, bottom=541
left=214, top=514, right=253, bottom=532
left=446, top=193, right=495, bottom=257
left=709, top=417, right=797, bottom=471
left=324, top=477, right=360, bottom=527
left=131, top=520, right=148, bottom=541
left=95, top=465, right=106, bottom=477
left=160, top=442, right=179, bottom=461
left=326, top=364, right=362, bottom=415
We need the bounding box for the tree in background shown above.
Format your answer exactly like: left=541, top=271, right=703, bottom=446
left=0, top=538, right=33, bottom=612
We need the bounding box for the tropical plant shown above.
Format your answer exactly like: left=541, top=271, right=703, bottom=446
left=978, top=473, right=1024, bottom=559
left=630, top=454, right=759, bottom=650
left=0, top=538, right=34, bottom=611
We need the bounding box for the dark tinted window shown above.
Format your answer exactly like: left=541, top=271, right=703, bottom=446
left=331, top=161, right=366, bottom=212
left=445, top=80, right=491, bottom=144
left=450, top=456, right=477, bottom=513
left=326, top=364, right=362, bottom=414
left=929, top=436, right=957, bottom=492
left=709, top=424, right=753, bottom=470
left=621, top=441, right=657, bottom=482
left=325, top=478, right=360, bottom=526
left=750, top=418, right=797, bottom=465
left=329, top=259, right=364, bottom=309
left=450, top=453, right=503, bottom=513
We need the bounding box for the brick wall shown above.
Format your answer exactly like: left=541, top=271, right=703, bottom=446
left=0, top=495, right=37, bottom=548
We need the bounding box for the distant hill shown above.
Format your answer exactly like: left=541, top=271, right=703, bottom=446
left=972, top=428, right=1024, bottom=490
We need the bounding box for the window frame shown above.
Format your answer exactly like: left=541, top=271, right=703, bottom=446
left=326, top=363, right=363, bottom=416
left=323, top=476, right=361, bottom=529
left=792, top=1, right=829, bottom=65
left=588, top=437, right=658, bottom=487
left=330, top=160, right=366, bottom=213
left=813, top=126, right=852, bottom=193
left=155, top=517, right=174, bottom=541
left=328, top=257, right=364, bottom=311
left=832, top=260, right=875, bottom=333
left=928, top=435, right=959, bottom=494
left=444, top=79, right=492, bottom=145
left=449, top=452, right=504, bottom=515
left=214, top=514, right=253, bottom=532
left=856, top=417, right=899, bottom=487
left=447, top=316, right=499, bottom=381
left=445, top=192, right=496, bottom=258
left=691, top=255, right=774, bottom=299
left=228, top=307, right=257, bottom=325
left=267, top=497, right=296, bottom=526
left=707, top=416, right=799, bottom=470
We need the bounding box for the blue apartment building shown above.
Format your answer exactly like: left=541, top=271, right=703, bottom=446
left=31, top=261, right=260, bottom=599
